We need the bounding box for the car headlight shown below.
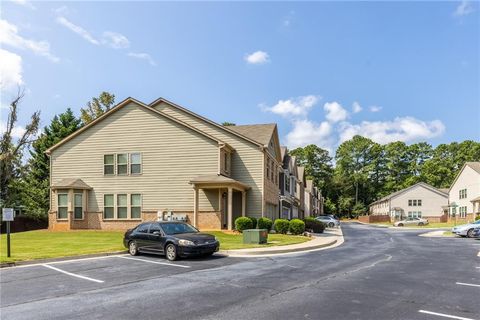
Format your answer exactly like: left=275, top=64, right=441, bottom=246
left=178, top=239, right=195, bottom=246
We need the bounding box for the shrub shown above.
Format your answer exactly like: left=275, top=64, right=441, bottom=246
left=289, top=219, right=305, bottom=235
left=235, top=217, right=253, bottom=233
left=304, top=217, right=326, bottom=233
left=274, top=219, right=290, bottom=234
left=248, top=217, right=257, bottom=229
left=257, top=217, right=273, bottom=230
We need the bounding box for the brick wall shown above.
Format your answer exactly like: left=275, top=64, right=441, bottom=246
left=358, top=215, right=391, bottom=223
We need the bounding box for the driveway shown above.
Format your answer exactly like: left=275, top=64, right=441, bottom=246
left=1, top=223, right=479, bottom=320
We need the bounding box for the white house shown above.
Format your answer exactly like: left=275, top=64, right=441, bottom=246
left=448, top=162, right=480, bottom=222
left=369, top=182, right=448, bottom=222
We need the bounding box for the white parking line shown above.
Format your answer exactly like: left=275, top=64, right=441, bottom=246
left=42, top=264, right=104, bottom=283
left=418, top=310, right=475, bottom=320
left=2, top=254, right=124, bottom=269
left=117, top=256, right=191, bottom=268
left=456, top=282, right=480, bottom=288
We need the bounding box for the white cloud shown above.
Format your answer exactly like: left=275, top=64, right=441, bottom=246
left=102, top=31, right=130, bottom=49
left=285, top=119, right=333, bottom=150
left=454, top=1, right=474, bottom=16
left=53, top=6, right=69, bottom=15
left=0, top=19, right=59, bottom=62
left=263, top=95, right=319, bottom=118
left=8, top=0, right=36, bottom=9
left=245, top=50, right=270, bottom=64
left=352, top=101, right=362, bottom=113
left=56, top=16, right=100, bottom=45
left=0, top=49, right=23, bottom=91
left=324, top=101, right=348, bottom=123
left=339, top=117, right=445, bottom=144
left=127, top=52, right=157, bottom=66
left=0, top=122, right=27, bottom=139
left=369, top=105, right=382, bottom=112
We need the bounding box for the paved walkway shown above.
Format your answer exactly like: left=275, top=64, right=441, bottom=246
left=220, top=227, right=344, bottom=257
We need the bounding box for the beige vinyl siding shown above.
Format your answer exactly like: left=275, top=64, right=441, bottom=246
left=51, top=102, right=220, bottom=213
left=390, top=185, right=448, bottom=217
left=153, top=102, right=264, bottom=218
left=449, top=165, right=480, bottom=214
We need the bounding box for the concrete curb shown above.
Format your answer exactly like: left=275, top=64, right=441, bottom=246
left=0, top=250, right=128, bottom=268
left=219, top=239, right=338, bottom=256
left=347, top=221, right=452, bottom=231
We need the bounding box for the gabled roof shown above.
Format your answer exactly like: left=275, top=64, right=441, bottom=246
left=297, top=166, right=305, bottom=184
left=51, top=178, right=92, bottom=190
left=369, top=182, right=448, bottom=206
left=280, top=146, right=287, bottom=160
left=149, top=97, right=265, bottom=149
left=46, top=97, right=232, bottom=154
left=466, top=162, right=480, bottom=174
left=228, top=124, right=276, bottom=146
left=449, top=162, right=480, bottom=191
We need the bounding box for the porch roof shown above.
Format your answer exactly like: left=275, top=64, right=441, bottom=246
left=51, top=178, right=92, bottom=190
left=189, top=174, right=250, bottom=191
left=470, top=195, right=480, bottom=203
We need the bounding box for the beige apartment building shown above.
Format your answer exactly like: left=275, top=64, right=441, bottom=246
left=369, top=182, right=448, bottom=222
left=47, top=97, right=282, bottom=231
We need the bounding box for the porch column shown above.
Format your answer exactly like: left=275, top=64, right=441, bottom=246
left=193, top=187, right=199, bottom=228
left=227, top=187, right=233, bottom=230
left=242, top=191, right=246, bottom=217
left=82, top=189, right=87, bottom=219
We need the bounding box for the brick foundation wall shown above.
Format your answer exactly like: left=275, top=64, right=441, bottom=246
left=49, top=209, right=222, bottom=231
left=358, top=215, right=391, bottom=223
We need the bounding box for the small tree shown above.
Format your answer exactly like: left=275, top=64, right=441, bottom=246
left=0, top=90, right=40, bottom=207
left=221, top=122, right=236, bottom=126
left=80, top=91, right=115, bottom=125
left=351, top=202, right=367, bottom=218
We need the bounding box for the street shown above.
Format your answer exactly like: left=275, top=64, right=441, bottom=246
left=1, top=223, right=479, bottom=320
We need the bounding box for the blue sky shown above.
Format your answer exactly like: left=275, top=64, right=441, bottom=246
left=1, top=1, right=478, bottom=152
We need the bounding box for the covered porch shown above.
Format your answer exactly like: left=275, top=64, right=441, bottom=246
left=189, top=175, right=250, bottom=230
left=471, top=196, right=480, bottom=216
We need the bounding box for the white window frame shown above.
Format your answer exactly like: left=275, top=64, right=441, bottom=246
left=74, top=193, right=83, bottom=220
left=117, top=154, right=129, bottom=175
left=117, top=194, right=128, bottom=219
left=131, top=194, right=142, bottom=219
left=130, top=153, right=142, bottom=175
left=104, top=154, right=115, bottom=175
left=57, top=193, right=68, bottom=220
left=104, top=194, right=115, bottom=220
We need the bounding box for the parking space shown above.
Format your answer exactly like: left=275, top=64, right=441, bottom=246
left=0, top=253, right=240, bottom=308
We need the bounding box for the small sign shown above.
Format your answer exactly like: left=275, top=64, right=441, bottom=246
left=2, top=208, right=14, bottom=221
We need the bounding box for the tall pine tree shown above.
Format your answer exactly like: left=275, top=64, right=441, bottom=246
left=19, top=109, right=81, bottom=219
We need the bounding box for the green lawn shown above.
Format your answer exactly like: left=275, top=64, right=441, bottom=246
left=208, top=231, right=311, bottom=250
left=1, top=230, right=125, bottom=263
left=1, top=229, right=311, bottom=263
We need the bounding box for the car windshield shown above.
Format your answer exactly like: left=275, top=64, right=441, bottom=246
left=161, top=223, right=198, bottom=235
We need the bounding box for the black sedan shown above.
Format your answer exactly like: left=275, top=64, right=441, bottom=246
left=123, top=221, right=219, bottom=261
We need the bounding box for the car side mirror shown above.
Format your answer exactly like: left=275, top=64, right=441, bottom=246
left=153, top=231, right=161, bottom=236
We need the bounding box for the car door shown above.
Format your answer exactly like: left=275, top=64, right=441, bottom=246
left=134, top=223, right=151, bottom=251
left=146, top=223, right=165, bottom=253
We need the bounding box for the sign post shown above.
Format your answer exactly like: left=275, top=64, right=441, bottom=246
left=2, top=208, right=14, bottom=258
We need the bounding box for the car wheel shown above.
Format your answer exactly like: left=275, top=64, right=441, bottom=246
left=328, top=222, right=334, bottom=228
left=467, top=229, right=474, bottom=238
left=128, top=241, right=138, bottom=256
left=418, top=222, right=424, bottom=226
left=398, top=223, right=404, bottom=227
left=165, top=243, right=178, bottom=261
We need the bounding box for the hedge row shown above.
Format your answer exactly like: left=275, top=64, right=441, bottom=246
left=235, top=216, right=318, bottom=235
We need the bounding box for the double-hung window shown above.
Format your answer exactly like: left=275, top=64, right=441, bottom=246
left=57, top=194, right=68, bottom=219
left=117, top=154, right=128, bottom=175
left=130, top=153, right=142, bottom=174
left=131, top=194, right=142, bottom=219
left=74, top=193, right=83, bottom=219
left=117, top=194, right=128, bottom=219
left=104, top=194, right=114, bottom=219
left=104, top=155, right=115, bottom=175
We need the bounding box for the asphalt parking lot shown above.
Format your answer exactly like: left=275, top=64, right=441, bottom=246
left=1, top=224, right=479, bottom=320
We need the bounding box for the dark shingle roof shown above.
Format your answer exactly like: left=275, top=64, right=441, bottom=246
left=228, top=124, right=276, bottom=146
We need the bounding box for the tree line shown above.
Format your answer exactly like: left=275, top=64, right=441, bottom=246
left=1, top=91, right=479, bottom=220
left=291, top=137, right=480, bottom=217
left=1, top=91, right=115, bottom=220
